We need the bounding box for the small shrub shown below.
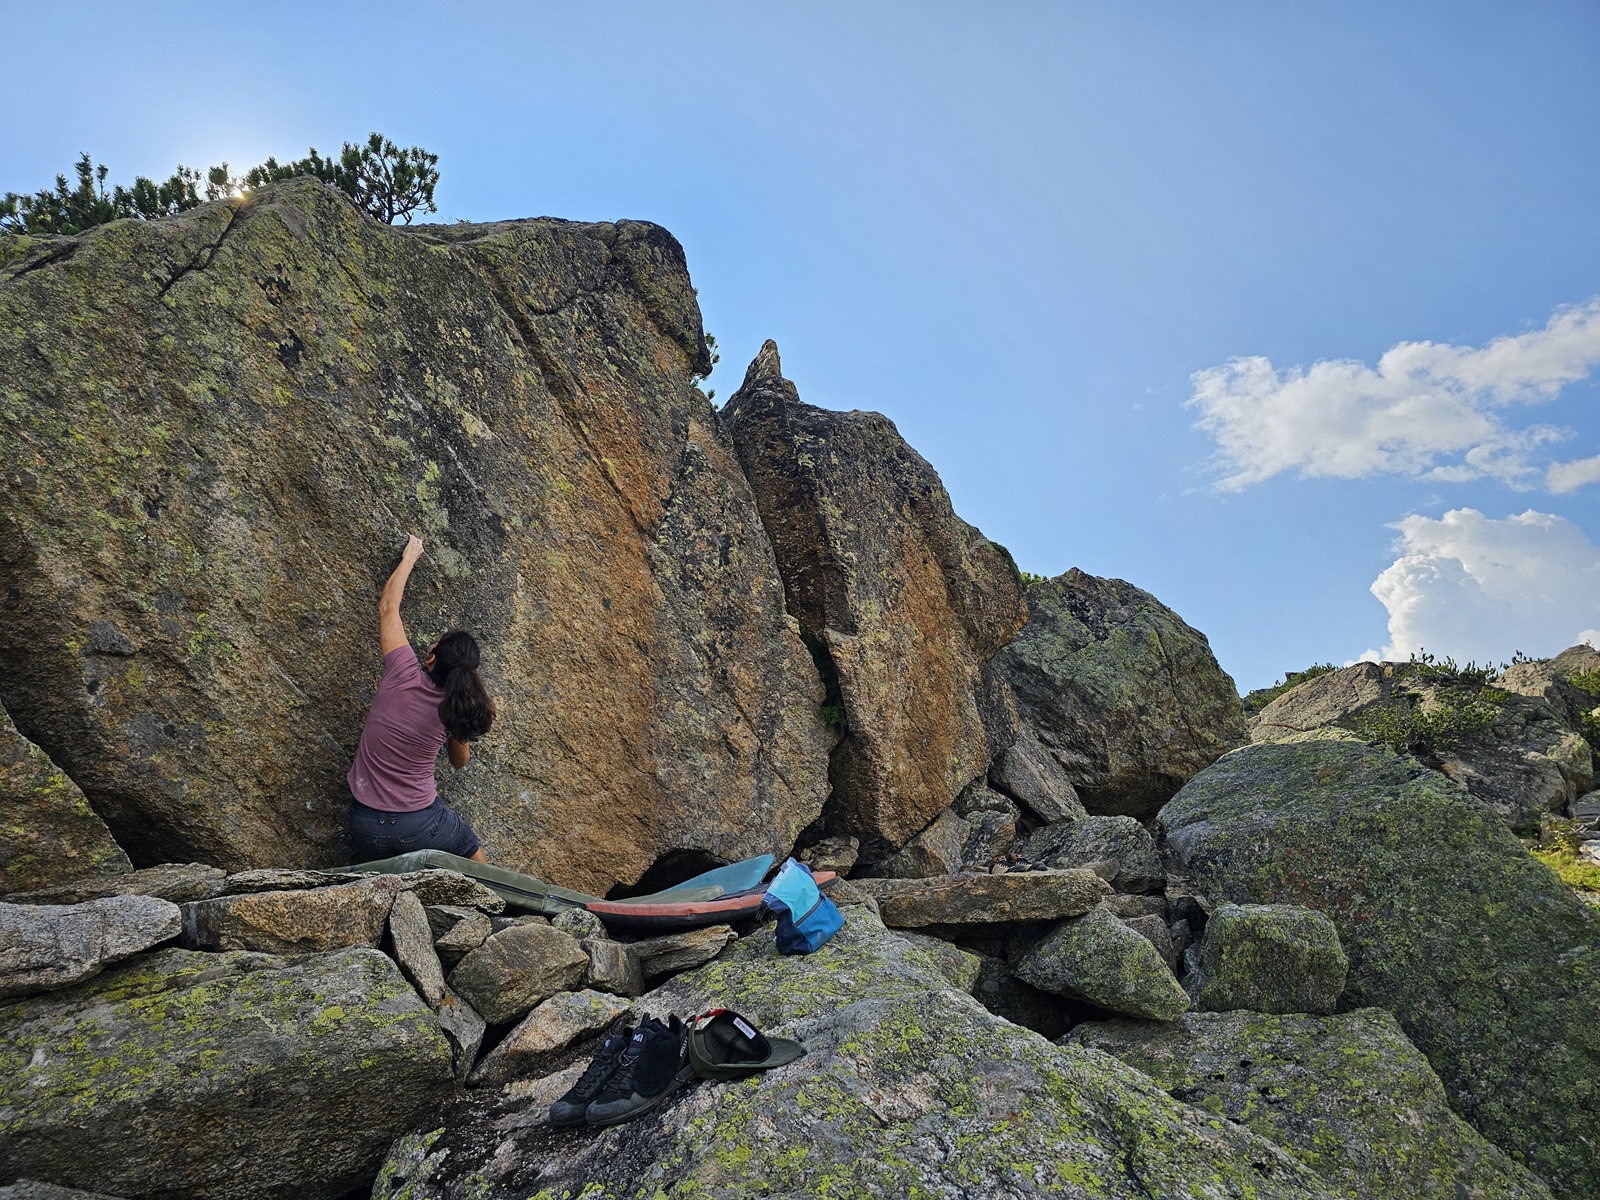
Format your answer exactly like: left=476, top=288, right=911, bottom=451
left=1348, top=650, right=1506, bottom=754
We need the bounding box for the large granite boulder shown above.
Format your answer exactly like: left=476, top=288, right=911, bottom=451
left=0, top=704, right=129, bottom=896
left=1159, top=738, right=1600, bottom=1200
left=0, top=946, right=453, bottom=1199
left=0, top=895, right=180, bottom=999
left=722, top=341, right=1027, bottom=852
left=1250, top=657, right=1595, bottom=831
left=991, top=569, right=1246, bottom=819
left=371, top=907, right=1335, bottom=1199
left=1072, top=1009, right=1553, bottom=1200
left=1189, top=902, right=1348, bottom=1015
left=0, top=180, right=830, bottom=890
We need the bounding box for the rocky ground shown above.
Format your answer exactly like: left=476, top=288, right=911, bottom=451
left=3, top=181, right=1598, bottom=1199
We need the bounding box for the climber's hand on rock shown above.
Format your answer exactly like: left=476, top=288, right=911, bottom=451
left=401, top=535, right=425, bottom=564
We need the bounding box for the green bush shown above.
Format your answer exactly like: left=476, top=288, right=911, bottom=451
left=1347, top=651, right=1506, bottom=754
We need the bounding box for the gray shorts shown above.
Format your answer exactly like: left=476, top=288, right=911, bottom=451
left=349, top=796, right=480, bottom=860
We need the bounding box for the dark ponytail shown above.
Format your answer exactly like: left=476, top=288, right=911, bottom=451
left=428, top=630, right=495, bottom=742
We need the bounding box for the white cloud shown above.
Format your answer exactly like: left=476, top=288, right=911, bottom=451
left=1189, top=298, right=1600, bottom=491
left=1366, top=508, right=1600, bottom=663
left=1548, top=453, right=1600, bottom=493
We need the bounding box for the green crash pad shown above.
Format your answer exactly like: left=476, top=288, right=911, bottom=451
left=334, top=849, right=774, bottom=918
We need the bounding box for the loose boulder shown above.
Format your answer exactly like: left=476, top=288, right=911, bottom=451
left=0, top=946, right=453, bottom=1200
left=468, top=989, right=630, bottom=1088
left=0, top=895, right=180, bottom=999
left=1160, top=738, right=1600, bottom=1200
left=447, top=922, right=587, bottom=1025
left=1072, top=1009, right=1552, bottom=1200
left=991, top=569, right=1247, bottom=819
left=179, top=876, right=402, bottom=953
left=1011, top=904, right=1190, bottom=1020
left=722, top=341, right=1027, bottom=851
left=1189, top=902, right=1347, bottom=1015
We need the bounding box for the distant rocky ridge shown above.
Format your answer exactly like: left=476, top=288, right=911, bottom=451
left=3, top=181, right=1596, bottom=1200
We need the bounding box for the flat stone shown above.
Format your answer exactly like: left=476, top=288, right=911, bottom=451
left=580, top=938, right=643, bottom=997
left=1012, top=905, right=1190, bottom=1021
left=1191, top=903, right=1348, bottom=1015
left=447, top=923, right=587, bottom=1025
left=468, top=989, right=631, bottom=1088
left=627, top=925, right=736, bottom=983
left=435, top=986, right=486, bottom=1085
left=5, top=863, right=224, bottom=907
left=852, top=869, right=1109, bottom=927
left=989, top=731, right=1088, bottom=824
left=180, top=876, right=403, bottom=954
left=0, top=895, right=181, bottom=1000
left=0, top=946, right=452, bottom=1199
left=387, top=889, right=446, bottom=1009
left=215, top=869, right=368, bottom=894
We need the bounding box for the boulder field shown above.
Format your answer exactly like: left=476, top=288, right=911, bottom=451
left=2, top=181, right=1597, bottom=1199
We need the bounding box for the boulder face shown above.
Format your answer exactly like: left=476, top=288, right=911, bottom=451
left=1072, top=1009, right=1553, bottom=1200
left=0, top=945, right=454, bottom=1200
left=0, top=180, right=830, bottom=890
left=0, top=704, right=129, bottom=896
left=992, top=569, right=1246, bottom=819
left=1159, top=739, right=1600, bottom=1200
left=372, top=908, right=1335, bottom=1200
left=722, top=341, right=1026, bottom=851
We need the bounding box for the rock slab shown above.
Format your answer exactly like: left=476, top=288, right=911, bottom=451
left=179, top=876, right=402, bottom=953
left=447, top=922, right=587, bottom=1024
left=0, top=895, right=179, bottom=999
left=852, top=868, right=1108, bottom=927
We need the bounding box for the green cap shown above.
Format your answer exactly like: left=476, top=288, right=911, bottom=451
left=687, top=1009, right=806, bottom=1081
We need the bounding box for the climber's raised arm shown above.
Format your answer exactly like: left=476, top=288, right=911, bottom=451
left=379, top=535, right=425, bottom=655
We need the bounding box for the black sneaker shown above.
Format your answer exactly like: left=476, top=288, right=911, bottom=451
left=585, top=1014, right=692, bottom=1126
left=548, top=1018, right=635, bottom=1127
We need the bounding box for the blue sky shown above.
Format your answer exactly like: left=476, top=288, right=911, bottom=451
left=7, top=2, right=1599, bottom=690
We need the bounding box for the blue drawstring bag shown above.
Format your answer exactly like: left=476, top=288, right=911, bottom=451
left=762, top=858, right=844, bottom=955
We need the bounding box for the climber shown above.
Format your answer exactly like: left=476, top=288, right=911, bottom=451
left=346, top=534, right=495, bottom=863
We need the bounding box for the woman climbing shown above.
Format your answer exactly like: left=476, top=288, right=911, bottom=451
left=347, top=534, right=495, bottom=863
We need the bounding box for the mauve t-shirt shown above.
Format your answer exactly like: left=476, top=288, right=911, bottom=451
left=347, top=646, right=450, bottom=812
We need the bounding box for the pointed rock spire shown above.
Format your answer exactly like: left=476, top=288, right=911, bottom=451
left=742, top=339, right=783, bottom=389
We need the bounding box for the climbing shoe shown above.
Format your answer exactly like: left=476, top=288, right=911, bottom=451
left=585, top=1014, right=693, bottom=1126
left=548, top=1018, right=635, bottom=1127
